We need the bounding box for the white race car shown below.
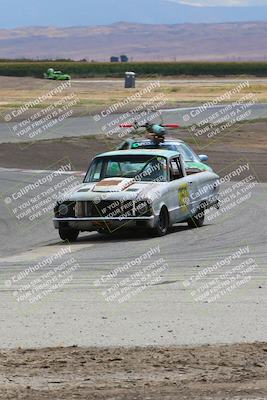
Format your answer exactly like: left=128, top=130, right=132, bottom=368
left=53, top=149, right=220, bottom=241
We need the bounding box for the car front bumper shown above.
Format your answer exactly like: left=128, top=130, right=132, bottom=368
left=53, top=216, right=155, bottom=231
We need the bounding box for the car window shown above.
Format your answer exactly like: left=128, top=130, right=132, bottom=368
left=120, top=141, right=130, bottom=150
left=131, top=142, right=176, bottom=151
left=106, top=161, right=123, bottom=177
left=176, top=144, right=198, bottom=162
left=84, top=155, right=168, bottom=183
left=170, top=157, right=183, bottom=180
left=86, top=159, right=103, bottom=182
left=171, top=159, right=179, bottom=172
left=130, top=141, right=198, bottom=161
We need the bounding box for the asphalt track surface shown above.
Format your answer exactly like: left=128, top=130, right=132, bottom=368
left=0, top=103, right=266, bottom=143
left=0, top=168, right=266, bottom=348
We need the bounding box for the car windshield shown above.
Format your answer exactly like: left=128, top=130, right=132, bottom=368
left=84, top=155, right=168, bottom=183
left=131, top=142, right=198, bottom=162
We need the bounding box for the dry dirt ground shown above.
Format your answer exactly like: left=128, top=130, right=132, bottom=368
left=1, top=76, right=267, bottom=122
left=1, top=343, right=267, bottom=400
left=0, top=120, right=266, bottom=181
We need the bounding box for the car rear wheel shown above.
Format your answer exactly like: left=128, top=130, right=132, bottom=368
left=151, top=207, right=169, bottom=237
left=188, top=204, right=205, bottom=228
left=59, top=226, right=79, bottom=242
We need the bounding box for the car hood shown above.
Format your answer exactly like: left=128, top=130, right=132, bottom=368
left=63, top=178, right=165, bottom=202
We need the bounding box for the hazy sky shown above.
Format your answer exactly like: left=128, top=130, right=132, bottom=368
left=0, top=0, right=267, bottom=28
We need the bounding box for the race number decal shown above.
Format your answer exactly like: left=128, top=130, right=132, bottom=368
left=178, top=183, right=190, bottom=212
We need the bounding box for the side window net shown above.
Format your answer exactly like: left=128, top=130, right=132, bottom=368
left=170, top=158, right=183, bottom=180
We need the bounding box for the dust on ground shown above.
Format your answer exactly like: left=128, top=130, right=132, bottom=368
left=1, top=342, right=267, bottom=400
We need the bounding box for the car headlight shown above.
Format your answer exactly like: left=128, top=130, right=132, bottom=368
left=135, top=201, right=151, bottom=216
left=58, top=203, right=70, bottom=216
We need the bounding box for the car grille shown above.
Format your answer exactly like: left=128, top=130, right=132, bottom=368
left=75, top=201, right=151, bottom=218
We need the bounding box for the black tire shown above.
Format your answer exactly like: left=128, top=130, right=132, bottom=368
left=97, top=228, right=111, bottom=235
left=59, top=226, right=79, bottom=242
left=151, top=207, right=169, bottom=237
left=188, top=204, right=205, bottom=228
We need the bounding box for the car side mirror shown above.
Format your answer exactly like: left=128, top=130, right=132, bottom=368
left=198, top=154, right=208, bottom=162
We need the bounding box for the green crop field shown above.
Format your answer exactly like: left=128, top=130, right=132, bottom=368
left=0, top=61, right=267, bottom=77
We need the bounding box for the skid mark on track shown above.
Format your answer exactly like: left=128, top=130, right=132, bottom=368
left=0, top=244, right=94, bottom=264
left=152, top=280, right=179, bottom=286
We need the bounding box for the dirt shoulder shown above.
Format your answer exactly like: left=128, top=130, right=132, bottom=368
left=0, top=120, right=266, bottom=182
left=1, top=76, right=267, bottom=122
left=1, top=342, right=267, bottom=400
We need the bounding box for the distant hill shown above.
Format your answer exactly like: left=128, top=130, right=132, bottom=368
left=0, top=21, right=267, bottom=61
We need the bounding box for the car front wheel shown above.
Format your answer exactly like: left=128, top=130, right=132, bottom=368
left=59, top=226, right=79, bottom=242
left=151, top=207, right=169, bottom=237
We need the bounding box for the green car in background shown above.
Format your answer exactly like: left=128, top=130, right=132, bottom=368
left=117, top=138, right=213, bottom=174
left=44, top=68, right=71, bottom=81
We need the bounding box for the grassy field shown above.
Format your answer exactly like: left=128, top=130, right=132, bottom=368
left=0, top=61, right=267, bottom=78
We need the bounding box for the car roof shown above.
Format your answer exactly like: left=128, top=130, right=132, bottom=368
left=127, top=138, right=184, bottom=144
left=95, top=149, right=180, bottom=159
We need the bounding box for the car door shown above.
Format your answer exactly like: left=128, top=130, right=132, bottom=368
left=167, top=156, right=194, bottom=223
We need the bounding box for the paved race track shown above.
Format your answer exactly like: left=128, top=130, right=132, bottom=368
left=0, top=169, right=266, bottom=348
left=0, top=102, right=266, bottom=143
